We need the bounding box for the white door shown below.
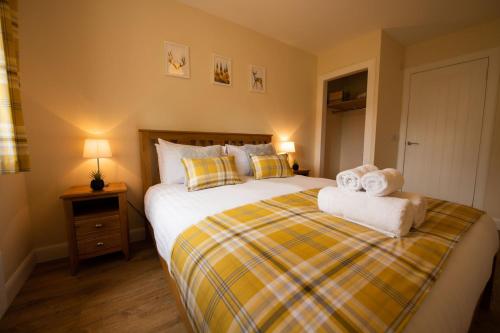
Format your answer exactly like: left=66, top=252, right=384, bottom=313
left=402, top=58, right=488, bottom=205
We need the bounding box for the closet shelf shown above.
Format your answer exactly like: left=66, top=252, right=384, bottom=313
left=328, top=97, right=366, bottom=113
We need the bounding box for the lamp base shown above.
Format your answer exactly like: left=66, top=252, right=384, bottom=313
left=90, top=179, right=105, bottom=191
left=292, top=162, right=299, bottom=171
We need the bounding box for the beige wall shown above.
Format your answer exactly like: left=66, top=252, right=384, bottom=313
left=317, top=31, right=382, bottom=75
left=404, top=18, right=500, bottom=220
left=374, top=32, right=404, bottom=168
left=405, top=19, right=500, bottom=68
left=0, top=174, right=32, bottom=280
left=18, top=0, right=317, bottom=249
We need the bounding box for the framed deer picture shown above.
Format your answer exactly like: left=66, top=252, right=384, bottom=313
left=249, top=65, right=266, bottom=93
left=165, top=41, right=190, bottom=78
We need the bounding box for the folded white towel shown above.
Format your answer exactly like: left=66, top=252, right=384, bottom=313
left=318, top=186, right=414, bottom=237
left=361, top=168, right=404, bottom=196
left=336, top=164, right=378, bottom=191
left=391, top=191, right=427, bottom=228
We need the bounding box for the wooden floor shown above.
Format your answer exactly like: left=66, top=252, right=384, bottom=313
left=0, top=240, right=498, bottom=332
left=0, top=242, right=186, bottom=333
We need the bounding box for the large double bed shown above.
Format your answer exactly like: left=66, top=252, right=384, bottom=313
left=139, top=130, right=498, bottom=333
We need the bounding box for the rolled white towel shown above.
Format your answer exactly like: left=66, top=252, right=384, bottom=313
left=361, top=168, right=404, bottom=196
left=318, top=186, right=414, bottom=237
left=336, top=164, right=378, bottom=191
left=391, top=191, right=427, bottom=228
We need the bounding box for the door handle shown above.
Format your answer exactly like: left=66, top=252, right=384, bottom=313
left=407, top=141, right=420, bottom=146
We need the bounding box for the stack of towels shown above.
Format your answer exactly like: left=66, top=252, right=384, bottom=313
left=318, top=165, right=426, bottom=238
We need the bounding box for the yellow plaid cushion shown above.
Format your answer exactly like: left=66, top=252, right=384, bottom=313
left=250, top=154, right=293, bottom=179
left=181, top=155, right=242, bottom=191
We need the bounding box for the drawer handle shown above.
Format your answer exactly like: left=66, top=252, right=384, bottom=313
left=95, top=223, right=103, bottom=228
left=96, top=242, right=104, bottom=247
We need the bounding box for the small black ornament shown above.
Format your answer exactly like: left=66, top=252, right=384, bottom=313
left=90, top=178, right=105, bottom=191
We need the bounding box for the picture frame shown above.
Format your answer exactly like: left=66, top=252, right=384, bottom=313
left=212, top=54, right=232, bottom=86
left=165, top=41, right=190, bottom=79
left=249, top=65, right=266, bottom=93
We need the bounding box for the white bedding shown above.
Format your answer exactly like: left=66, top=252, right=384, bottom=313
left=144, top=176, right=498, bottom=333
left=145, top=175, right=336, bottom=265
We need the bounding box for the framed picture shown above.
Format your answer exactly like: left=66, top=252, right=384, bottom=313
left=212, top=54, right=232, bottom=86
left=249, top=65, right=266, bottom=93
left=165, top=41, right=190, bottom=78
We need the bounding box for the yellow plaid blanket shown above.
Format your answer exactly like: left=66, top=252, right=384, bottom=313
left=171, top=189, right=483, bottom=333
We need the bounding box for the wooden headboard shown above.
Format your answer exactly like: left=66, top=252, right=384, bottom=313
left=138, top=129, right=273, bottom=195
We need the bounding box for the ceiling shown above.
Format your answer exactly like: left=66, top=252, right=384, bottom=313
left=178, top=0, right=500, bottom=54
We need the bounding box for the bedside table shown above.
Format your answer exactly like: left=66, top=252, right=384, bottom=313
left=293, top=169, right=310, bottom=176
left=60, top=182, right=129, bottom=274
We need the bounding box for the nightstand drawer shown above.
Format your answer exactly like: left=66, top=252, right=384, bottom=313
left=77, top=233, right=122, bottom=257
left=75, top=215, right=120, bottom=240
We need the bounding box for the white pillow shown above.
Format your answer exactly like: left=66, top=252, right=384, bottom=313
left=226, top=143, right=276, bottom=176
left=226, top=145, right=251, bottom=176
left=157, top=139, right=223, bottom=184
left=155, top=143, right=166, bottom=183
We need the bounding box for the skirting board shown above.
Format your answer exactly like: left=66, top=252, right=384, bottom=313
left=0, top=250, right=36, bottom=318
left=34, top=227, right=146, bottom=263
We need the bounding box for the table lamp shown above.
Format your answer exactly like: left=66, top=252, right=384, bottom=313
left=83, top=139, right=112, bottom=191
left=279, top=141, right=298, bottom=170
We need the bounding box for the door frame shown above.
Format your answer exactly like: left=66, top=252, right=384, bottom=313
left=397, top=48, right=500, bottom=209
left=314, top=59, right=378, bottom=177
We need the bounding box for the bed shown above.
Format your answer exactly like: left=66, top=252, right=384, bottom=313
left=139, top=129, right=498, bottom=333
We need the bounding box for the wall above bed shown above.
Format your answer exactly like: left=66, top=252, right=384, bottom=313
left=18, top=0, right=317, bottom=254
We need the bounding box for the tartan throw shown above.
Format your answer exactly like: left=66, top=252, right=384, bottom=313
left=171, top=189, right=484, bottom=333
left=0, top=0, right=29, bottom=173
left=250, top=154, right=293, bottom=180
left=182, top=155, right=242, bottom=191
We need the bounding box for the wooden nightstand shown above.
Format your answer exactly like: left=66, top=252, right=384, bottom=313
left=293, top=169, right=310, bottom=176
left=60, top=182, right=129, bottom=274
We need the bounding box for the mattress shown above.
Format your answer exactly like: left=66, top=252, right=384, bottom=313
left=144, top=175, right=498, bottom=332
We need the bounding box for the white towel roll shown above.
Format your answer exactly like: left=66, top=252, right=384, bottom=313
left=361, top=168, right=404, bottom=196
left=336, top=164, right=378, bottom=191
left=391, top=191, right=427, bottom=228
left=318, top=186, right=414, bottom=237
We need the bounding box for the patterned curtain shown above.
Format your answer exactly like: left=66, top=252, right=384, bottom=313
left=0, top=0, right=29, bottom=173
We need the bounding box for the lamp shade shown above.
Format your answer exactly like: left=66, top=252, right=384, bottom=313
left=279, top=141, right=295, bottom=154
left=83, top=139, right=112, bottom=158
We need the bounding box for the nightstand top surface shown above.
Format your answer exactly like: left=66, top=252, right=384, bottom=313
left=60, top=182, right=127, bottom=199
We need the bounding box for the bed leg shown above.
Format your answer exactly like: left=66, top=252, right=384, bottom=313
left=480, top=254, right=497, bottom=310
left=144, top=220, right=154, bottom=243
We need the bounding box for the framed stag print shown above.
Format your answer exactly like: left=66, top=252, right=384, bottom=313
left=165, top=41, right=190, bottom=78
left=249, top=65, right=266, bottom=93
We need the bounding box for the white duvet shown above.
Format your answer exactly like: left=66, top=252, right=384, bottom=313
left=144, top=175, right=498, bottom=333
left=145, top=175, right=336, bottom=265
